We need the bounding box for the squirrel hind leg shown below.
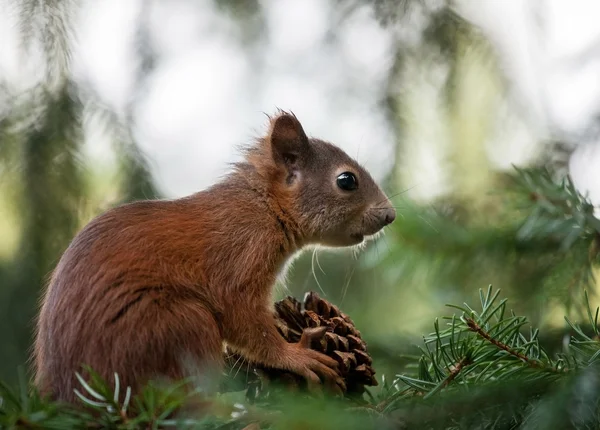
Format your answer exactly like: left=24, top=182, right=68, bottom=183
left=160, top=300, right=225, bottom=392
left=50, top=298, right=224, bottom=404
left=118, top=298, right=225, bottom=395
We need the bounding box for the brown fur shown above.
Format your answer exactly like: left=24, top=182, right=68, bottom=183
left=32, top=111, right=396, bottom=402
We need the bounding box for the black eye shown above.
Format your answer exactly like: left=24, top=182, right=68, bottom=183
left=336, top=172, right=358, bottom=191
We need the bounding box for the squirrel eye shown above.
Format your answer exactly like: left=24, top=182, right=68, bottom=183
left=336, top=172, right=358, bottom=191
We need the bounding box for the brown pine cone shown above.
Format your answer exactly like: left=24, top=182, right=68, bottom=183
left=224, top=292, right=377, bottom=401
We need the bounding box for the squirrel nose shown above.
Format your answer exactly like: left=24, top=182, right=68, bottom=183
left=384, top=207, right=396, bottom=225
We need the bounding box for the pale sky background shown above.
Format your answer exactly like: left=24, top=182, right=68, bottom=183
left=74, top=0, right=397, bottom=197
left=457, top=0, right=600, bottom=208
left=0, top=0, right=599, bottom=205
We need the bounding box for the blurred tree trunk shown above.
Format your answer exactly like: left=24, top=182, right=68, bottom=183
left=0, top=0, right=161, bottom=383
left=0, top=85, right=84, bottom=383
left=116, top=137, right=159, bottom=202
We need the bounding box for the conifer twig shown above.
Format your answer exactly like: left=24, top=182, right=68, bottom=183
left=464, top=317, right=543, bottom=369
left=441, top=356, right=472, bottom=388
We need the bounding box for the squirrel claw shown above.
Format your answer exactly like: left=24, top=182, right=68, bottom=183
left=288, top=332, right=347, bottom=395
left=298, top=326, right=328, bottom=348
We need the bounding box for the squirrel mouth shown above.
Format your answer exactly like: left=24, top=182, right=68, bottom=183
left=350, top=233, right=364, bottom=243
left=353, top=228, right=385, bottom=244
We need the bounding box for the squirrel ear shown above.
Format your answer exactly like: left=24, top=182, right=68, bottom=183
left=268, top=112, right=309, bottom=171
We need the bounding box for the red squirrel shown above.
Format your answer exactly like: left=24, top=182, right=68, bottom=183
left=33, top=111, right=396, bottom=403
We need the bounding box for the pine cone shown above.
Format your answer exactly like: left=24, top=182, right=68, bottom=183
left=224, top=292, right=377, bottom=401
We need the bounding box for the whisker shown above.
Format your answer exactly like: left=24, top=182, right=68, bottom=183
left=228, top=354, right=244, bottom=376
left=341, top=262, right=357, bottom=306
left=311, top=248, right=327, bottom=297
left=233, top=355, right=247, bottom=380
left=300, top=265, right=312, bottom=291
left=376, top=183, right=421, bottom=206
left=372, top=239, right=380, bottom=294
left=382, top=228, right=392, bottom=254
left=418, top=214, right=439, bottom=233
left=315, top=249, right=326, bottom=275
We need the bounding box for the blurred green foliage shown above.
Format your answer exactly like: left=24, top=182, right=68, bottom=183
left=4, top=287, right=600, bottom=429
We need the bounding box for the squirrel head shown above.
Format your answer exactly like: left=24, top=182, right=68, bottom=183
left=247, top=110, right=395, bottom=247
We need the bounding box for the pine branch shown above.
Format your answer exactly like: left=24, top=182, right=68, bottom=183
left=394, top=285, right=600, bottom=401
left=464, top=317, right=546, bottom=369
left=440, top=355, right=471, bottom=388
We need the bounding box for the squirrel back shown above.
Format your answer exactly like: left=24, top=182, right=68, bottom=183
left=33, top=111, right=396, bottom=402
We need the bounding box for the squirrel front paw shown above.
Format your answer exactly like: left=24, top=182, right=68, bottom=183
left=284, top=327, right=346, bottom=395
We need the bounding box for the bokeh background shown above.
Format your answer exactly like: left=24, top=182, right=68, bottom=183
left=1, top=0, right=600, bottom=390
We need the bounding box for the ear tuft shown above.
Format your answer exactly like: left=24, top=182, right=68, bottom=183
left=267, top=111, right=309, bottom=174
left=269, top=111, right=308, bottom=144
